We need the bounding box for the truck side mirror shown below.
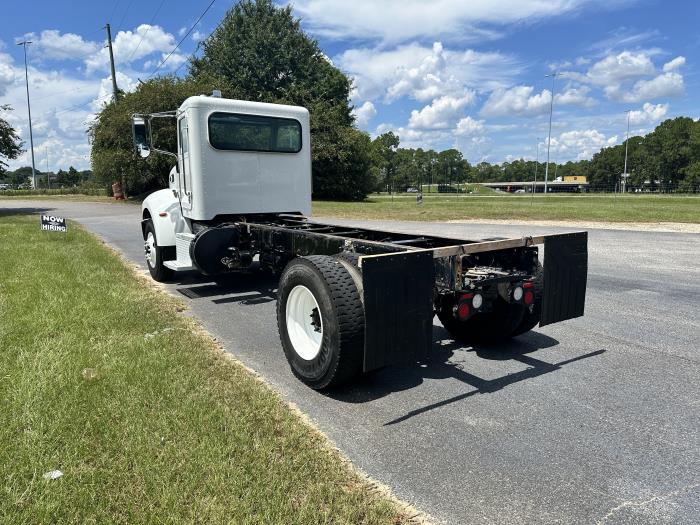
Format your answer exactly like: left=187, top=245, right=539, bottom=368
left=132, top=116, right=151, bottom=158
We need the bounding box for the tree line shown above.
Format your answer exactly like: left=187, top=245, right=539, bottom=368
left=0, top=165, right=94, bottom=189
left=370, top=116, right=700, bottom=193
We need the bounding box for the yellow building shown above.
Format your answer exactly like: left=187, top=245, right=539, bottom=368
left=563, top=175, right=587, bottom=183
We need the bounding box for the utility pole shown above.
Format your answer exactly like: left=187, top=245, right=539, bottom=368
left=17, top=41, right=37, bottom=189
left=544, top=72, right=559, bottom=196
left=105, top=23, right=119, bottom=100
left=46, top=146, right=50, bottom=189
left=623, top=110, right=631, bottom=194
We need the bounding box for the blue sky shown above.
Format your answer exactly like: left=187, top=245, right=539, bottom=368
left=0, top=0, right=698, bottom=171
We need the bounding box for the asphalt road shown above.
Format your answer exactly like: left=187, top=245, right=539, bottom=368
left=3, top=199, right=699, bottom=524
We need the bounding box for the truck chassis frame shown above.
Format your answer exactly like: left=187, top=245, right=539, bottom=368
left=146, top=213, right=588, bottom=382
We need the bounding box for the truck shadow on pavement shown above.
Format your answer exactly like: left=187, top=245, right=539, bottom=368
left=173, top=269, right=278, bottom=306
left=167, top=269, right=606, bottom=423
left=0, top=206, right=57, bottom=218
left=329, top=329, right=606, bottom=424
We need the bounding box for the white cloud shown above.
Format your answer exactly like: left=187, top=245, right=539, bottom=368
left=92, top=71, right=139, bottom=112
left=0, top=24, right=185, bottom=173
left=662, top=56, right=685, bottom=72
left=85, top=24, right=177, bottom=73
left=0, top=51, right=16, bottom=95
left=338, top=41, right=520, bottom=103
left=408, top=93, right=475, bottom=129
left=563, top=50, right=686, bottom=103
left=191, top=30, right=206, bottom=42
left=589, top=28, right=662, bottom=54
left=555, top=86, right=597, bottom=107
left=352, top=101, right=377, bottom=126
left=455, top=116, right=485, bottom=136
left=0, top=51, right=103, bottom=171
left=293, top=0, right=618, bottom=44
left=607, top=71, right=684, bottom=102
left=582, top=51, right=656, bottom=86
left=375, top=122, right=453, bottom=150
left=24, top=30, right=99, bottom=61
left=549, top=129, right=618, bottom=160
left=628, top=102, right=668, bottom=125
left=481, top=86, right=551, bottom=118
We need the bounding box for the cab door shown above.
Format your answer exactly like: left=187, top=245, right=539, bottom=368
left=177, top=117, right=192, bottom=211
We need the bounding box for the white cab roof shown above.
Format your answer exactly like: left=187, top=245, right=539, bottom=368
left=179, top=95, right=309, bottom=120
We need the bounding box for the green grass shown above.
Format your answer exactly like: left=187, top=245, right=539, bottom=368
left=313, top=194, right=700, bottom=223
left=0, top=212, right=408, bottom=524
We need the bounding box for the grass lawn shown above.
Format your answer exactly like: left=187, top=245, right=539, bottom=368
left=0, top=212, right=409, bottom=524
left=313, top=194, right=700, bottom=224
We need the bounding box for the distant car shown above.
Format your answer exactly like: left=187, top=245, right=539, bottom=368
left=406, top=187, right=419, bottom=193
left=515, top=189, right=526, bottom=193
left=0, top=183, right=11, bottom=190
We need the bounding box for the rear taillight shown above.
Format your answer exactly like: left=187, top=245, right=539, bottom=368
left=524, top=290, right=534, bottom=305
left=457, top=302, right=471, bottom=320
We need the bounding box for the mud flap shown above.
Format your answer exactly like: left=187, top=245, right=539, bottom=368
left=361, top=251, right=435, bottom=372
left=541, top=231, right=588, bottom=326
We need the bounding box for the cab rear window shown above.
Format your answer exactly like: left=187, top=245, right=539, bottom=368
left=208, top=112, right=302, bottom=153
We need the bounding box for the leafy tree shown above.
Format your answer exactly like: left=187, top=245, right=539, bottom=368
left=90, top=76, right=220, bottom=195
left=191, top=0, right=371, bottom=199
left=0, top=105, right=24, bottom=177
left=680, top=162, right=700, bottom=192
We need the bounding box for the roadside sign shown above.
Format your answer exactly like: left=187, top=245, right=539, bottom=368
left=40, top=214, right=67, bottom=233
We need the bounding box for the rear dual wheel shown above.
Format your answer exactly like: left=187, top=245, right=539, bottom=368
left=277, top=255, right=365, bottom=390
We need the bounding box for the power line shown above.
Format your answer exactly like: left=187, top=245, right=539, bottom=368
left=171, top=7, right=229, bottom=76
left=115, top=0, right=136, bottom=33
left=125, top=0, right=167, bottom=62
left=47, top=92, right=113, bottom=118
left=148, top=0, right=217, bottom=78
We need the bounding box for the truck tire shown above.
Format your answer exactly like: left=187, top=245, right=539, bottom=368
left=143, top=220, right=174, bottom=282
left=277, top=255, right=364, bottom=389
left=511, top=262, right=544, bottom=337
left=437, top=299, right=525, bottom=346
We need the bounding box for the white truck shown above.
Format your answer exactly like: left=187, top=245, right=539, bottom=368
left=133, top=92, right=588, bottom=389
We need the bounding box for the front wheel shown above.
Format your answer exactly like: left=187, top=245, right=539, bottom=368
left=143, top=220, right=174, bottom=282
left=277, top=255, right=364, bottom=389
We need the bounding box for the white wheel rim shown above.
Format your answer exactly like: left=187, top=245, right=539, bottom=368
left=286, top=285, right=323, bottom=360
left=145, top=232, right=156, bottom=268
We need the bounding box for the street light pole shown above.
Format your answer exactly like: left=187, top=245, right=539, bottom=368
left=17, top=40, right=37, bottom=189
left=623, top=110, right=631, bottom=194
left=544, top=72, right=559, bottom=196
left=532, top=138, right=540, bottom=197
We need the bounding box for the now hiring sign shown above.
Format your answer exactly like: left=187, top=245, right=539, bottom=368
left=40, top=215, right=67, bottom=233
